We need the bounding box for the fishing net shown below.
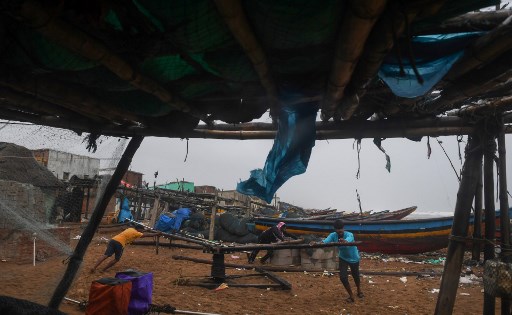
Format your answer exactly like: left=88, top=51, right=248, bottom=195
left=0, top=120, right=128, bottom=309
left=483, top=259, right=512, bottom=298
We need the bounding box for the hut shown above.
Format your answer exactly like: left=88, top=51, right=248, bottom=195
left=0, top=1, right=511, bottom=313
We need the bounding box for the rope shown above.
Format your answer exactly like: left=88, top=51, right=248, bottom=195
left=356, top=189, right=363, bottom=215
left=354, top=139, right=361, bottom=179
left=427, top=136, right=431, bottom=159
left=436, top=138, right=461, bottom=182
left=449, top=235, right=496, bottom=246
left=184, top=138, right=189, bottom=162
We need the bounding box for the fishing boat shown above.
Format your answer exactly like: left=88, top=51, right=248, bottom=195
left=253, top=208, right=512, bottom=254
left=307, top=206, right=417, bottom=221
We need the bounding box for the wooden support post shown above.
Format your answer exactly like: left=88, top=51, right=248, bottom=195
left=211, top=253, right=225, bottom=282
left=209, top=190, right=218, bottom=241
left=84, top=187, right=91, bottom=220
left=149, top=196, right=160, bottom=228
left=497, top=126, right=511, bottom=256
left=471, top=162, right=483, bottom=261
left=497, top=121, right=511, bottom=315
left=483, top=132, right=497, bottom=315
left=136, top=190, right=143, bottom=220
left=435, top=133, right=483, bottom=315
left=48, top=136, right=144, bottom=309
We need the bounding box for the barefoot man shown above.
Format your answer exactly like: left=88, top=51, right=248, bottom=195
left=316, top=219, right=363, bottom=303
left=91, top=226, right=159, bottom=273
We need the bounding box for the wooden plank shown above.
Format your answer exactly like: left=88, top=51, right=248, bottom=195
left=483, top=131, right=496, bottom=314
left=252, top=266, right=291, bottom=290
left=435, top=131, right=483, bottom=315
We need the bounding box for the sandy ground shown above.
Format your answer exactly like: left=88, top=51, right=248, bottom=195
left=0, top=228, right=505, bottom=315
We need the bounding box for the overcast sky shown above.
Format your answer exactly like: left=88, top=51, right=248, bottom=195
left=129, top=131, right=512, bottom=215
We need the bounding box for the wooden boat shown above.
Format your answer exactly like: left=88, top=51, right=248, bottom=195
left=253, top=208, right=512, bottom=254
left=305, top=206, right=417, bottom=221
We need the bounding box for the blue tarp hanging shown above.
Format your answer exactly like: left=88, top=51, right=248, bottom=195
left=118, top=197, right=133, bottom=223
left=237, top=104, right=317, bottom=203
left=378, top=32, right=483, bottom=98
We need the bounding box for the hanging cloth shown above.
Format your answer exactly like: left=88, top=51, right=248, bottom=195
left=237, top=104, right=317, bottom=203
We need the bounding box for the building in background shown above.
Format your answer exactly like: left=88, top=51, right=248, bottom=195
left=32, top=149, right=100, bottom=181
left=194, top=185, right=217, bottom=194
left=122, top=170, right=143, bottom=188
left=156, top=180, right=194, bottom=192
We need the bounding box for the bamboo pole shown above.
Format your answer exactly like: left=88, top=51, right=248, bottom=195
left=172, top=255, right=443, bottom=276
left=321, top=0, right=387, bottom=120
left=0, top=72, right=139, bottom=122
left=213, top=0, right=279, bottom=118
left=343, top=0, right=447, bottom=119
left=413, top=10, right=512, bottom=35
left=471, top=161, right=483, bottom=261
left=4, top=106, right=512, bottom=140
left=444, top=15, right=512, bottom=82
left=213, top=241, right=360, bottom=253
left=435, top=132, right=483, bottom=315
left=131, top=240, right=203, bottom=250
left=149, top=196, right=160, bottom=228
left=497, top=118, right=511, bottom=315
left=483, top=130, right=497, bottom=315
left=425, top=50, right=512, bottom=113
left=48, top=135, right=144, bottom=309
left=209, top=190, right=218, bottom=241
left=14, top=0, right=200, bottom=118
left=497, top=120, right=511, bottom=259
left=0, top=86, right=102, bottom=123
left=446, top=96, right=512, bottom=117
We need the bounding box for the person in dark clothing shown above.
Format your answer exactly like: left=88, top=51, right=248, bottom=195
left=248, top=222, right=297, bottom=264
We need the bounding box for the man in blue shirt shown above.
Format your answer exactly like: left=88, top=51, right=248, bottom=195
left=321, top=219, right=363, bottom=303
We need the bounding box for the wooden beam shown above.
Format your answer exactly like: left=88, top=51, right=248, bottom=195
left=471, top=160, right=483, bottom=261
left=446, top=96, right=512, bottom=117
left=342, top=0, right=445, bottom=120
left=213, top=0, right=279, bottom=118
left=0, top=86, right=104, bottom=123
left=4, top=110, right=512, bottom=140
left=497, top=116, right=511, bottom=314
left=13, top=0, right=202, bottom=119
left=0, top=71, right=140, bottom=123
left=425, top=50, right=512, bottom=113
left=172, top=255, right=444, bottom=275
left=483, top=128, right=497, bottom=314
left=321, top=0, right=388, bottom=121
left=413, top=10, right=512, bottom=35
left=444, top=15, right=512, bottom=82
left=434, top=131, right=483, bottom=315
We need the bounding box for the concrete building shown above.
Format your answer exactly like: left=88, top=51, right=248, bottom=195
left=32, top=149, right=100, bottom=181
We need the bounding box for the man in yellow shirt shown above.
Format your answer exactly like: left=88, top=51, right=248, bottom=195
left=90, top=227, right=159, bottom=272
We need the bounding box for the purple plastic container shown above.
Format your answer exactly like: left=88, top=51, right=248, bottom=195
left=115, top=270, right=153, bottom=315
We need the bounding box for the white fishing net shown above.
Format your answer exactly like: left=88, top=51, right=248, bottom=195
left=0, top=120, right=127, bottom=308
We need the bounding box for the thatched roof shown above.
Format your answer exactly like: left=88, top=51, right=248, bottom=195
left=0, top=1, right=511, bottom=139
left=0, top=142, right=63, bottom=188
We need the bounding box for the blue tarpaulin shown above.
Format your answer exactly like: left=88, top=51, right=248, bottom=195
left=118, top=197, right=133, bottom=223
left=378, top=32, right=483, bottom=98
left=154, top=208, right=191, bottom=233
left=237, top=103, right=316, bottom=203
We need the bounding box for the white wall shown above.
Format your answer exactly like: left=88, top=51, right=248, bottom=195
left=46, top=150, right=100, bottom=180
